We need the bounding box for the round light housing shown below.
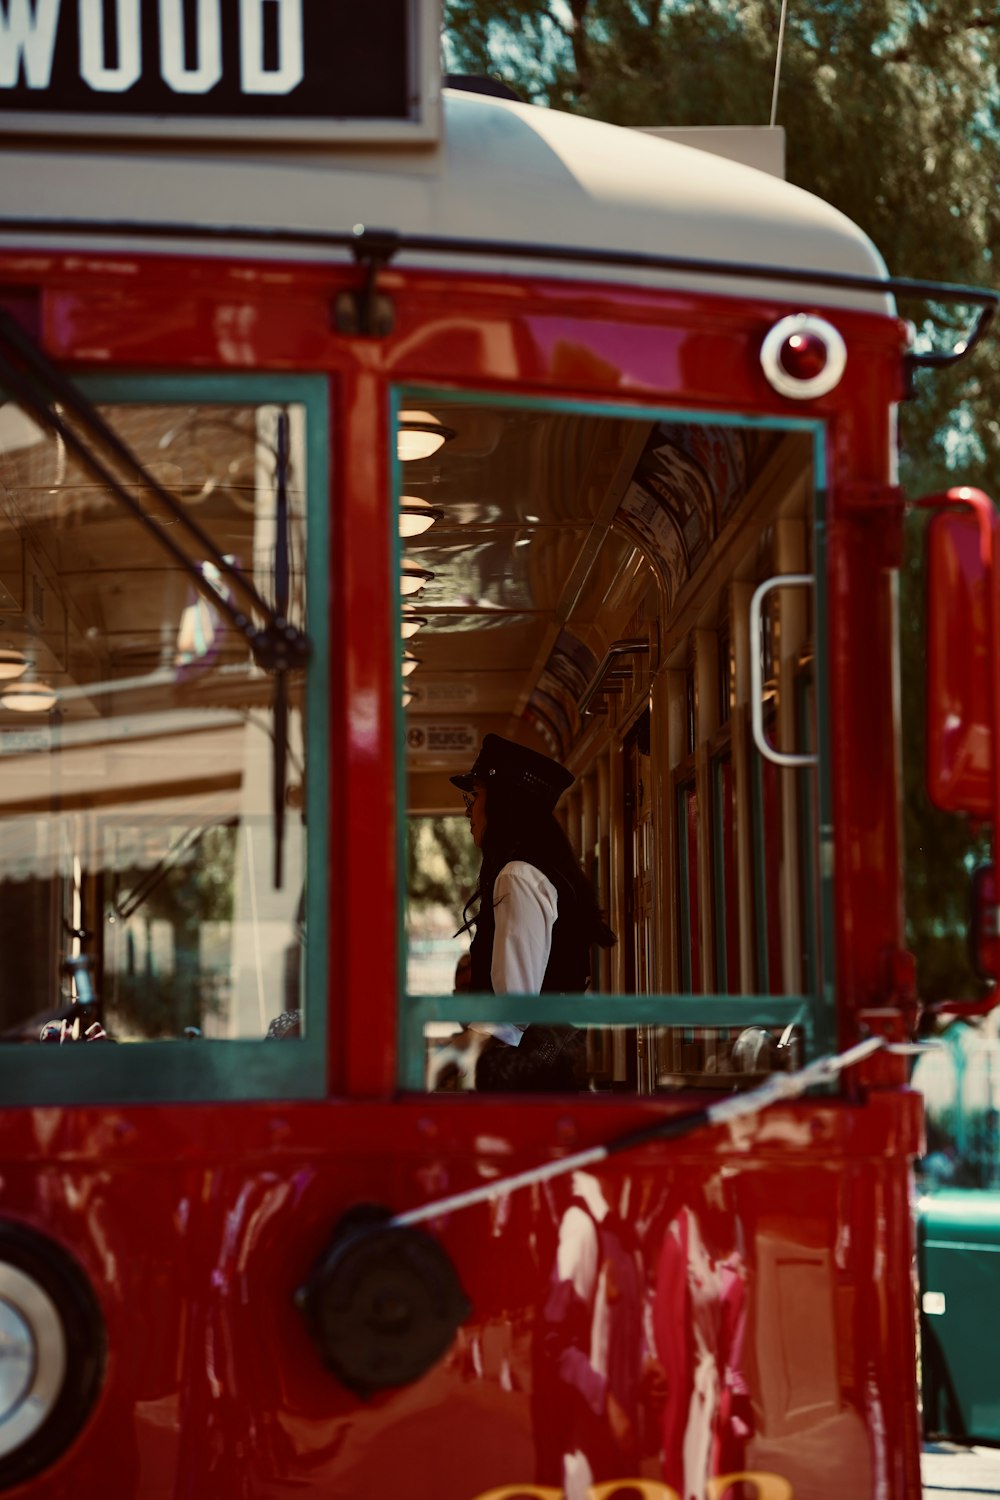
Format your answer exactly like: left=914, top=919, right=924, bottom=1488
left=401, top=652, right=421, bottom=678
left=400, top=565, right=434, bottom=599
left=0, top=681, right=57, bottom=714
left=399, top=496, right=444, bottom=539
left=397, top=412, right=456, bottom=463
left=0, top=648, right=27, bottom=682
left=400, top=615, right=427, bottom=641
left=760, top=313, right=847, bottom=400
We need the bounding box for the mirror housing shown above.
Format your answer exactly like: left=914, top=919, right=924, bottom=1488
left=925, top=490, right=1000, bottom=817
left=921, top=489, right=1000, bottom=1019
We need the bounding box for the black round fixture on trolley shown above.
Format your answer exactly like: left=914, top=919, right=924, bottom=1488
left=295, top=1205, right=470, bottom=1396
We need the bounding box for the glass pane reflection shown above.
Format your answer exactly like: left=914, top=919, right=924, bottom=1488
left=0, top=400, right=308, bottom=1042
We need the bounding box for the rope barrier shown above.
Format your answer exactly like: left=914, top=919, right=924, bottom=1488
left=391, top=1035, right=887, bottom=1229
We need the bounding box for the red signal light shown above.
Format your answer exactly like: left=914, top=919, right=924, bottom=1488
left=779, top=330, right=828, bottom=381
left=761, top=314, right=847, bottom=399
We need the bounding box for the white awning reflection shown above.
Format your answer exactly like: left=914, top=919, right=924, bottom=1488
left=0, top=790, right=238, bottom=885
left=0, top=708, right=278, bottom=883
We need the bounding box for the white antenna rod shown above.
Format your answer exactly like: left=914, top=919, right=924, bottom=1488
left=769, top=0, right=789, bottom=128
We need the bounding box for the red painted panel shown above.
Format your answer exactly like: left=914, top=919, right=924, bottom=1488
left=0, top=1091, right=923, bottom=1500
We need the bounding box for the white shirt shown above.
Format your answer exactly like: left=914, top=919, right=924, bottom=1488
left=492, top=860, right=558, bottom=994
left=470, top=860, right=558, bottom=1048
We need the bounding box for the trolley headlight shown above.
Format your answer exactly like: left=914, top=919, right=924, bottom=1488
left=0, top=1265, right=67, bottom=1454
left=760, top=313, right=847, bottom=400
left=0, top=1226, right=104, bottom=1490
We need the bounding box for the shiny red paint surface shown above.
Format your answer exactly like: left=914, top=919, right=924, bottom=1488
left=925, top=492, right=1000, bottom=818
left=0, top=249, right=923, bottom=1496
left=3, top=1092, right=923, bottom=1500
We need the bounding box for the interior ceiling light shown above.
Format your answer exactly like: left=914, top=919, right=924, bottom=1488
left=0, top=680, right=57, bottom=714
left=397, top=410, right=456, bottom=462
left=401, top=615, right=427, bottom=641
left=401, top=689, right=415, bottom=708
left=0, top=647, right=27, bottom=682
left=400, top=564, right=434, bottom=599
left=399, top=495, right=445, bottom=538
left=401, top=652, right=421, bottom=678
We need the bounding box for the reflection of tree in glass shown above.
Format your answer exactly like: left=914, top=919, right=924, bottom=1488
left=107, top=825, right=236, bottom=1039
left=407, top=816, right=479, bottom=918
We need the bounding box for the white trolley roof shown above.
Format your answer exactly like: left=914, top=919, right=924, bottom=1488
left=0, top=88, right=892, bottom=313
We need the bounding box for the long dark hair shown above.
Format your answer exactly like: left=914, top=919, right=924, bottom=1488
left=461, top=779, right=616, bottom=950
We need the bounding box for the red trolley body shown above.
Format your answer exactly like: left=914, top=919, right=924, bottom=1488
left=0, top=13, right=995, bottom=1500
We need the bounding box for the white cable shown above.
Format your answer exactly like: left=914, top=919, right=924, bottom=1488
left=391, top=1035, right=886, bottom=1230
left=770, top=0, right=790, bottom=128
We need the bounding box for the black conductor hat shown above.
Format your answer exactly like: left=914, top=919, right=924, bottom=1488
left=450, top=733, right=574, bottom=812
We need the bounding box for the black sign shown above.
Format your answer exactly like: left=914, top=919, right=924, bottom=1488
left=0, top=0, right=436, bottom=141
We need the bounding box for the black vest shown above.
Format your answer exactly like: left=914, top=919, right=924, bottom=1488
left=469, top=865, right=591, bottom=993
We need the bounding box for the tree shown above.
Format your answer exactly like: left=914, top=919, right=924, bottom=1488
left=407, top=816, right=481, bottom=922
left=108, top=824, right=236, bottom=1037
left=444, top=2, right=998, bottom=487
left=444, top=0, right=1000, bottom=999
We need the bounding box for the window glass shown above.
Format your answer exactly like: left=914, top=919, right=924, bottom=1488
left=0, top=398, right=309, bottom=1044
left=712, top=751, right=740, bottom=993
left=396, top=395, right=825, bottom=1094
left=677, top=777, right=701, bottom=994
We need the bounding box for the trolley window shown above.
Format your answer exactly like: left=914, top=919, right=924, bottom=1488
left=0, top=375, right=328, bottom=1102
left=397, top=392, right=834, bottom=1092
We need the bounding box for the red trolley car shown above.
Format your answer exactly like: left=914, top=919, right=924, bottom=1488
left=0, top=6, right=996, bottom=1497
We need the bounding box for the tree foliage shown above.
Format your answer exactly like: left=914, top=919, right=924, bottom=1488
left=444, top=1, right=998, bottom=487
left=444, top=1, right=1000, bottom=998
left=407, top=816, right=481, bottom=923
left=108, top=825, right=236, bottom=1037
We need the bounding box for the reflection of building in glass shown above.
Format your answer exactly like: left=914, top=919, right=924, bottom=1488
left=0, top=400, right=309, bottom=1042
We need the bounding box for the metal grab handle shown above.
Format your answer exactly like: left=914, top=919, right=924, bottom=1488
left=749, top=573, right=816, bottom=768
left=579, top=639, right=650, bottom=717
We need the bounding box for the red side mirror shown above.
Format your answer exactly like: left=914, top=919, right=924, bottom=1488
left=925, top=491, right=1000, bottom=817
left=921, top=490, right=1000, bottom=1018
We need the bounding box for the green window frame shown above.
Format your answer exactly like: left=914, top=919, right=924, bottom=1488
left=0, top=373, right=330, bottom=1104
left=394, top=391, right=837, bottom=1090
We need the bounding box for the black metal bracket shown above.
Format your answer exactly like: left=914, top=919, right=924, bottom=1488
left=332, top=226, right=400, bottom=337
left=249, top=618, right=312, bottom=672
left=580, top=639, right=650, bottom=717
